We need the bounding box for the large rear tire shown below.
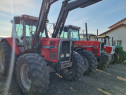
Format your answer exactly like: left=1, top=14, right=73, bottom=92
left=111, top=53, right=118, bottom=64
left=97, top=52, right=110, bottom=69
left=78, top=50, right=97, bottom=75
left=0, top=41, right=11, bottom=76
left=60, top=52, right=85, bottom=81
left=97, top=61, right=109, bottom=69
left=16, top=53, right=50, bottom=95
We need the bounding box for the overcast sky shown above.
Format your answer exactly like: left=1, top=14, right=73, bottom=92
left=0, top=0, right=126, bottom=37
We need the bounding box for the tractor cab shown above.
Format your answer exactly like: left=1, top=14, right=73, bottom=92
left=96, top=35, right=115, bottom=54
left=59, top=25, right=80, bottom=41
left=96, top=35, right=110, bottom=45
left=12, top=15, right=46, bottom=52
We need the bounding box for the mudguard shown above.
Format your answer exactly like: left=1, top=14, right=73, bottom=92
left=1, top=37, right=20, bottom=55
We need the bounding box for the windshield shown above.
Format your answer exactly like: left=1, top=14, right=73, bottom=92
left=25, top=24, right=46, bottom=38
left=69, top=28, right=80, bottom=41
left=59, top=28, right=80, bottom=41
left=59, top=30, right=68, bottom=39
left=15, top=21, right=46, bottom=39
left=97, top=37, right=110, bottom=45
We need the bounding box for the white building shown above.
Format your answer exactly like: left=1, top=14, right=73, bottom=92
left=99, top=18, right=126, bottom=51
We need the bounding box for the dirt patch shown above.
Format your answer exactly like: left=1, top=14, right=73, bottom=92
left=0, top=63, right=126, bottom=95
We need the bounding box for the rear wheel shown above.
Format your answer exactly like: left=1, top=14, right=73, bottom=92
left=97, top=61, right=108, bottom=69
left=111, top=53, right=118, bottom=64
left=78, top=50, right=97, bottom=75
left=16, top=53, right=50, bottom=95
left=0, top=41, right=11, bottom=76
left=97, top=53, right=110, bottom=69
left=60, top=52, right=85, bottom=81
left=82, top=56, right=89, bottom=73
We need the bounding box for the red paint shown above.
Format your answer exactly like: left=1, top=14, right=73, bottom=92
left=104, top=46, right=112, bottom=53
left=40, top=38, right=60, bottom=63
left=3, top=37, right=20, bottom=54
left=74, top=41, right=101, bottom=56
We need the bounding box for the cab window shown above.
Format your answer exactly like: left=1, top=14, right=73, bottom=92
left=60, top=30, right=68, bottom=39
left=26, top=25, right=36, bottom=37
left=70, top=29, right=79, bottom=41
left=15, top=24, right=23, bottom=43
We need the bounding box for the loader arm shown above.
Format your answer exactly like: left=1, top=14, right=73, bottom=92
left=33, top=0, right=58, bottom=49
left=52, top=0, right=101, bottom=38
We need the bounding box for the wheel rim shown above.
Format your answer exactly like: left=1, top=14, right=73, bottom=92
left=20, top=64, right=31, bottom=91
left=63, top=68, right=73, bottom=75
left=63, top=63, right=73, bottom=75
left=118, top=55, right=120, bottom=60
left=0, top=47, right=5, bottom=75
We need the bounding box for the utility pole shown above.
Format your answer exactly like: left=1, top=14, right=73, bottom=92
left=85, top=23, right=88, bottom=41
left=97, top=29, right=98, bottom=41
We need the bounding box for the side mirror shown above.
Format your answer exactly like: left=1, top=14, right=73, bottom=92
left=11, top=20, right=13, bottom=23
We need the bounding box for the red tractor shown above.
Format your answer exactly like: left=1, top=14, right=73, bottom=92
left=57, top=25, right=113, bottom=69
left=51, top=0, right=102, bottom=73
left=51, top=0, right=110, bottom=73
left=0, top=0, right=97, bottom=94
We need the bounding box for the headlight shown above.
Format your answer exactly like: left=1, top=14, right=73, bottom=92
left=66, top=53, right=70, bottom=57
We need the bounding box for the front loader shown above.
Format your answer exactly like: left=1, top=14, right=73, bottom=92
left=0, top=0, right=88, bottom=95
left=52, top=0, right=101, bottom=74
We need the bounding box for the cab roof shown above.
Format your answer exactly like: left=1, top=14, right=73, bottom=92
left=64, top=25, right=80, bottom=30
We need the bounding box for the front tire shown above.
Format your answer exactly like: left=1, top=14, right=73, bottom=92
left=16, top=53, right=50, bottom=95
left=0, top=41, right=11, bottom=76
left=78, top=50, right=97, bottom=75
left=60, top=52, right=85, bottom=81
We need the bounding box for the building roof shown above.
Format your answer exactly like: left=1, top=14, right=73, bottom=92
left=109, top=18, right=126, bottom=29
left=80, top=33, right=96, bottom=36
left=99, top=24, right=126, bottom=36
left=96, top=35, right=109, bottom=38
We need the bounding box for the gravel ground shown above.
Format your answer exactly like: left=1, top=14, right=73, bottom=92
left=0, top=62, right=126, bottom=95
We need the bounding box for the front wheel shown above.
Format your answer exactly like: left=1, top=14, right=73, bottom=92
left=78, top=50, right=97, bottom=75
left=60, top=52, right=85, bottom=81
left=16, top=53, right=50, bottom=95
left=0, top=41, right=11, bottom=76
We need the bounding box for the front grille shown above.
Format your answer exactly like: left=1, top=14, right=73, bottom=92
left=60, top=41, right=71, bottom=62
left=50, top=41, right=56, bottom=46
left=50, top=51, right=57, bottom=60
